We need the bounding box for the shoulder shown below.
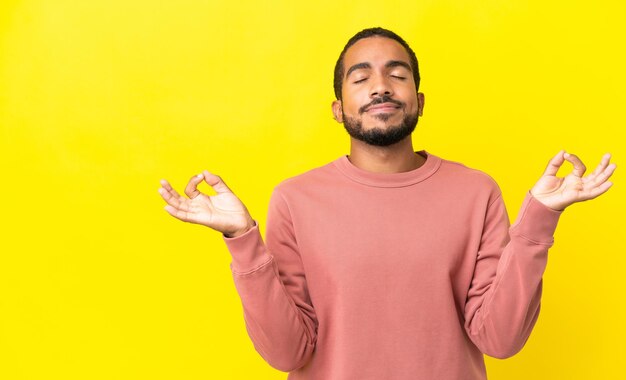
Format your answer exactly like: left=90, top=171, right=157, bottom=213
left=272, top=159, right=339, bottom=196
left=435, top=154, right=502, bottom=197
left=266, top=160, right=339, bottom=214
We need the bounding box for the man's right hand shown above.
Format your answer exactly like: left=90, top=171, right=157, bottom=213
left=158, top=171, right=255, bottom=238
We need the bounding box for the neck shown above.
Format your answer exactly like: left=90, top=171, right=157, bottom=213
left=347, top=136, right=425, bottom=173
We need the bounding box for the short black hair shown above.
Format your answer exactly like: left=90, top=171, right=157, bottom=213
left=333, top=27, right=420, bottom=101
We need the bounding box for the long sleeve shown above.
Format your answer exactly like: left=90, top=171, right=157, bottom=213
left=463, top=190, right=563, bottom=358
left=223, top=187, right=318, bottom=372
left=216, top=151, right=563, bottom=379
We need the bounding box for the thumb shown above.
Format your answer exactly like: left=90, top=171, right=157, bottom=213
left=202, top=170, right=233, bottom=194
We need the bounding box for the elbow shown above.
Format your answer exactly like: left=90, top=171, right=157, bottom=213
left=268, top=359, right=307, bottom=373
left=475, top=329, right=530, bottom=359
left=468, top=305, right=540, bottom=360
left=483, top=343, right=524, bottom=359
left=263, top=341, right=316, bottom=372
left=468, top=323, right=531, bottom=360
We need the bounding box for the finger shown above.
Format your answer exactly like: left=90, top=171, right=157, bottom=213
left=160, top=179, right=175, bottom=191
left=583, top=153, right=611, bottom=184
left=158, top=179, right=184, bottom=201
left=164, top=204, right=194, bottom=223
left=160, top=180, right=189, bottom=206
left=581, top=180, right=614, bottom=201
left=563, top=152, right=587, bottom=177
left=586, top=162, right=617, bottom=188
left=159, top=187, right=192, bottom=212
left=595, top=153, right=612, bottom=175
left=159, top=179, right=185, bottom=201
left=202, top=171, right=233, bottom=194
left=543, top=150, right=566, bottom=176
left=184, top=173, right=205, bottom=199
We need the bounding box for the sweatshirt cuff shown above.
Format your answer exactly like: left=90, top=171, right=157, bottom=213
left=509, top=192, right=563, bottom=245
left=222, top=221, right=273, bottom=274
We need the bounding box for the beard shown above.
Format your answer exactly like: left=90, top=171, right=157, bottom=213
left=342, top=111, right=419, bottom=147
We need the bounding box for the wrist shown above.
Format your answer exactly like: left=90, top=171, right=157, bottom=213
left=530, top=193, right=567, bottom=212
left=225, top=219, right=256, bottom=238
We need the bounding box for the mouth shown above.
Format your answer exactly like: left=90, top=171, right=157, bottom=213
left=366, top=103, right=401, bottom=114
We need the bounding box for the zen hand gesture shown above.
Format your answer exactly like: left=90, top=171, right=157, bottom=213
left=531, top=151, right=616, bottom=211
left=158, top=171, right=255, bottom=237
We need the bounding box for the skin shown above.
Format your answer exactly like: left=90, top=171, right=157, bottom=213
left=332, top=36, right=425, bottom=173
left=159, top=36, right=617, bottom=237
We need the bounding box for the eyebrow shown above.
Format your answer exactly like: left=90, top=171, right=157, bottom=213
left=386, top=60, right=412, bottom=72
left=345, top=60, right=412, bottom=78
left=345, top=62, right=371, bottom=78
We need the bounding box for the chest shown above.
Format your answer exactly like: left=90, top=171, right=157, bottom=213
left=290, top=187, right=485, bottom=299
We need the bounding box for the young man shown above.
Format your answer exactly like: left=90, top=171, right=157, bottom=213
left=158, top=28, right=615, bottom=379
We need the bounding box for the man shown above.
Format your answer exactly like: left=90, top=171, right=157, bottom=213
left=158, top=28, right=616, bottom=379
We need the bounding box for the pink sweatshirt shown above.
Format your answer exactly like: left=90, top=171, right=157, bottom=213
left=223, top=150, right=562, bottom=379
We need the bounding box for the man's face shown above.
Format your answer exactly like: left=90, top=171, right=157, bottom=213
left=332, top=37, right=424, bottom=146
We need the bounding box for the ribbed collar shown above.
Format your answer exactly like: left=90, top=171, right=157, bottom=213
left=333, top=150, right=442, bottom=188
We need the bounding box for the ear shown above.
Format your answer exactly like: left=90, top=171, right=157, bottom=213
left=417, top=92, right=425, bottom=116
left=332, top=100, right=343, bottom=123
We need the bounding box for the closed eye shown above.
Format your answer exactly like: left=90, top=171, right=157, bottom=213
left=354, top=78, right=367, bottom=84
left=391, top=75, right=406, bottom=80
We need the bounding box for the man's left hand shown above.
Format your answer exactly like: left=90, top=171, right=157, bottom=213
left=530, top=150, right=616, bottom=211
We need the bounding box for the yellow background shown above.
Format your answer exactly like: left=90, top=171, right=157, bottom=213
left=1, top=0, right=624, bottom=379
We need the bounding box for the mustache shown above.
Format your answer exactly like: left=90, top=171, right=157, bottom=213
left=359, top=95, right=405, bottom=114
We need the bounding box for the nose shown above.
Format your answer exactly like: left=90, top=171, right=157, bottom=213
left=369, top=74, right=393, bottom=98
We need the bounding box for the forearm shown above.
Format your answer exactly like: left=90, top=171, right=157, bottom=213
left=465, top=192, right=562, bottom=358
left=224, top=223, right=317, bottom=372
